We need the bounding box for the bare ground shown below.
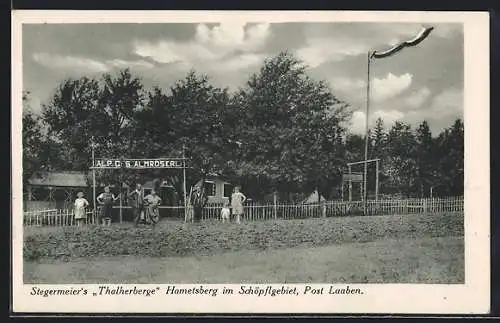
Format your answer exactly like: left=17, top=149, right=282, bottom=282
left=24, top=236, right=464, bottom=284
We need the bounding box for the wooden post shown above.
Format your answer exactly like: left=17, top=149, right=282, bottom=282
left=273, top=191, right=277, bottom=220
left=182, top=145, right=188, bottom=223
left=119, top=184, right=123, bottom=224
left=341, top=175, right=344, bottom=201
left=348, top=165, right=352, bottom=202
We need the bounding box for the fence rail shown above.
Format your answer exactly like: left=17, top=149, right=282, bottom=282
left=23, top=196, right=464, bottom=227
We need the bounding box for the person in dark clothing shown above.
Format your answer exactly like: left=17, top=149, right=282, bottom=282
left=190, top=182, right=208, bottom=223
left=128, top=183, right=145, bottom=227
left=97, top=186, right=118, bottom=226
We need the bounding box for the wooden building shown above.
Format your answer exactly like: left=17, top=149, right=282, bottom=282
left=194, top=176, right=233, bottom=204
left=25, top=171, right=128, bottom=211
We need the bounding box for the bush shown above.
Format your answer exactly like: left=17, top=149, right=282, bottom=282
left=24, top=213, right=463, bottom=262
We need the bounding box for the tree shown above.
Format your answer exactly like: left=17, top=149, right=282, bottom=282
left=133, top=71, right=232, bottom=195
left=344, top=134, right=365, bottom=163
left=434, top=118, right=464, bottom=196
left=384, top=121, right=418, bottom=197
left=96, top=69, right=146, bottom=189
left=168, top=71, right=232, bottom=181
left=370, top=118, right=386, bottom=158
left=22, top=91, right=59, bottom=186
left=41, top=69, right=147, bottom=189
left=22, top=103, right=44, bottom=186
left=414, top=120, right=436, bottom=197
left=42, top=76, right=102, bottom=171
left=367, top=117, right=388, bottom=197
left=234, top=51, right=349, bottom=200
left=99, top=68, right=145, bottom=152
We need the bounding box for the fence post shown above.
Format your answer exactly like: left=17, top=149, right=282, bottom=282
left=273, top=192, right=277, bottom=220
left=423, top=198, right=427, bottom=213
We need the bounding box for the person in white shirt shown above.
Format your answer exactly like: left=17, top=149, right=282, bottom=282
left=220, top=200, right=230, bottom=223
left=74, top=192, right=89, bottom=227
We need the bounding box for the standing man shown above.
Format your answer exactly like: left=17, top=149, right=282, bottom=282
left=190, top=181, right=208, bottom=223
left=128, top=183, right=145, bottom=227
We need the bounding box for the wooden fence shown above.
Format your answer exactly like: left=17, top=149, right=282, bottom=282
left=23, top=196, right=463, bottom=227
left=23, top=209, right=99, bottom=227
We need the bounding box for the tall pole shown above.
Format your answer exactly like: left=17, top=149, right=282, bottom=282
left=119, top=159, right=123, bottom=224
left=182, top=145, right=187, bottom=222
left=91, top=136, right=96, bottom=218
left=363, top=51, right=372, bottom=215
left=375, top=159, right=379, bottom=201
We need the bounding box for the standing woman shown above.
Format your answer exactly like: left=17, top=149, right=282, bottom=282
left=74, top=191, right=89, bottom=227
left=231, top=186, right=246, bottom=224
left=97, top=186, right=118, bottom=226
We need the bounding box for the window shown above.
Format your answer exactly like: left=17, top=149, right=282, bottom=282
left=205, top=181, right=216, bottom=197
left=223, top=184, right=233, bottom=198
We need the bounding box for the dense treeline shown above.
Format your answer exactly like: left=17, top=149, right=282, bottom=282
left=22, top=52, right=463, bottom=202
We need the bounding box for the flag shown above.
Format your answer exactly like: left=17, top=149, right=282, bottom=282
left=371, top=26, right=434, bottom=59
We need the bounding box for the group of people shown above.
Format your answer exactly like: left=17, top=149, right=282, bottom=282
left=128, top=183, right=162, bottom=227
left=72, top=181, right=247, bottom=226
left=72, top=184, right=162, bottom=227
left=189, top=183, right=247, bottom=224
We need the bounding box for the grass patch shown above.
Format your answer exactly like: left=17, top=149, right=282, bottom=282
left=24, top=236, right=464, bottom=284
left=23, top=212, right=463, bottom=262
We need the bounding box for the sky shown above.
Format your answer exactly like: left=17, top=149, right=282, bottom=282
left=22, top=22, right=463, bottom=135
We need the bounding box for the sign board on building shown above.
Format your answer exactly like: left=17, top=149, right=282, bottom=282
left=91, top=159, right=187, bottom=169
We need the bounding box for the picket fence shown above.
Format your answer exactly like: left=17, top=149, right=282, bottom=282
left=23, top=196, right=464, bottom=227
left=23, top=209, right=99, bottom=227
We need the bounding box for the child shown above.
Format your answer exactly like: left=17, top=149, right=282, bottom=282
left=74, top=192, right=89, bottom=227
left=220, top=200, right=230, bottom=223
left=97, top=186, right=119, bottom=227
left=231, top=186, right=246, bottom=224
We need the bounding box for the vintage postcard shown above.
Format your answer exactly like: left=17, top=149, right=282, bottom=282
left=11, top=10, right=490, bottom=314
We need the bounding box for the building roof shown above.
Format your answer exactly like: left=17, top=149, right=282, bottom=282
left=28, top=171, right=129, bottom=188
left=196, top=175, right=231, bottom=185
left=28, top=171, right=88, bottom=187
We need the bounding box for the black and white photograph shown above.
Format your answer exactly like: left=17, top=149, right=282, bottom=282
left=12, top=11, right=489, bottom=314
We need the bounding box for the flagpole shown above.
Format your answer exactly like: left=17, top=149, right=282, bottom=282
left=363, top=51, right=371, bottom=215
left=361, top=26, right=432, bottom=214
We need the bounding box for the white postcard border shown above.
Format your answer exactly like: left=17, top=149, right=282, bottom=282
left=11, top=10, right=490, bottom=314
